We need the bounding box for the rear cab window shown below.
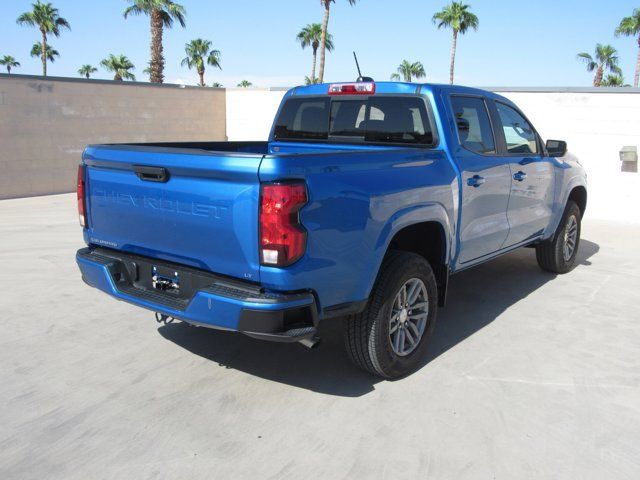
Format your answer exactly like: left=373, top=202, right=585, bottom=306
left=273, top=95, right=435, bottom=146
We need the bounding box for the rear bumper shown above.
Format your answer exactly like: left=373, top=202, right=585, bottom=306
left=76, top=247, right=318, bottom=342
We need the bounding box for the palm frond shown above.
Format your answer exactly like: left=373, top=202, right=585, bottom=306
left=16, top=12, right=37, bottom=27
left=432, top=2, right=478, bottom=34
left=614, top=9, right=640, bottom=37
left=17, top=2, right=71, bottom=35
left=123, top=5, right=143, bottom=18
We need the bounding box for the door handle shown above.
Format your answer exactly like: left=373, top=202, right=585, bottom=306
left=513, top=171, right=527, bottom=182
left=467, top=175, right=485, bottom=187
left=519, top=157, right=538, bottom=166
left=133, top=165, right=169, bottom=183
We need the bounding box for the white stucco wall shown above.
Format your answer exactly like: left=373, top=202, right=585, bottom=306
left=494, top=89, right=640, bottom=223
left=225, top=88, right=288, bottom=141
left=225, top=87, right=640, bottom=223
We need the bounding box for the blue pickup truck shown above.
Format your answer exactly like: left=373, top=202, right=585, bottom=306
left=76, top=80, right=587, bottom=378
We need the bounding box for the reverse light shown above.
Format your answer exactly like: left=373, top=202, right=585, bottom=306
left=328, top=82, right=375, bottom=95
left=259, top=182, right=308, bottom=267
left=77, top=164, right=87, bottom=227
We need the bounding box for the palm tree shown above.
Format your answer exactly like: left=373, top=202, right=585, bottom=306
left=30, top=43, right=59, bottom=65
left=0, top=56, right=20, bottom=74
left=100, top=54, right=136, bottom=81
left=16, top=1, right=70, bottom=76
left=396, top=60, right=426, bottom=82
left=211, top=82, right=223, bottom=88
left=123, top=0, right=186, bottom=84
left=181, top=39, right=221, bottom=87
left=318, top=0, right=357, bottom=83
left=600, top=74, right=629, bottom=87
left=237, top=80, right=252, bottom=88
left=432, top=2, right=478, bottom=84
left=78, top=64, right=97, bottom=79
left=615, top=8, right=640, bottom=88
left=297, top=23, right=334, bottom=84
left=577, top=44, right=622, bottom=87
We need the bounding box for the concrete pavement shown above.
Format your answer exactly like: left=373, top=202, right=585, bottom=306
left=1, top=194, right=639, bottom=479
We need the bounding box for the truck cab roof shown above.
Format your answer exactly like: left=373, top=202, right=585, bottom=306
left=288, top=81, right=511, bottom=104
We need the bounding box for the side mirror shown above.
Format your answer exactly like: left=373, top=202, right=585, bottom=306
left=546, top=139, right=567, bottom=157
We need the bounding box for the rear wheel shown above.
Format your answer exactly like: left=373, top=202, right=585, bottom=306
left=536, top=200, right=581, bottom=274
left=344, top=251, right=438, bottom=379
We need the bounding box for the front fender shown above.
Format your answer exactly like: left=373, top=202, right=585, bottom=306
left=545, top=164, right=587, bottom=240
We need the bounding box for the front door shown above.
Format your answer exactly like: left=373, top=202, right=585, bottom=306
left=491, top=101, right=555, bottom=247
left=450, top=95, right=512, bottom=265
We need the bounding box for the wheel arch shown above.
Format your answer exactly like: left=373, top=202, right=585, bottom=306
left=568, top=185, right=587, bottom=218
left=383, top=217, right=451, bottom=307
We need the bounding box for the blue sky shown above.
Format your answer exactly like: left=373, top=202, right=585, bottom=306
left=1, top=0, right=639, bottom=87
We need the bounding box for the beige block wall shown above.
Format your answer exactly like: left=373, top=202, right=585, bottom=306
left=0, top=75, right=226, bottom=199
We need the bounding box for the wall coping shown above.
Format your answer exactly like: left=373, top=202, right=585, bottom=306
left=0, top=73, right=224, bottom=91
left=0, top=73, right=289, bottom=91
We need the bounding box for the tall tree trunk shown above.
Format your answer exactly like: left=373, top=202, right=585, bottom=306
left=311, top=43, right=318, bottom=83
left=594, top=65, right=604, bottom=86
left=634, top=36, right=640, bottom=88
left=41, top=29, right=47, bottom=77
left=7, top=66, right=11, bottom=74
left=115, top=72, right=122, bottom=81
left=150, top=9, right=165, bottom=83
left=318, top=1, right=331, bottom=83
left=85, top=73, right=89, bottom=79
left=198, top=69, right=205, bottom=87
left=449, top=30, right=458, bottom=85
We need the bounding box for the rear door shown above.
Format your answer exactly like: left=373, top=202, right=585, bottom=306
left=450, top=95, right=512, bottom=265
left=83, top=145, right=263, bottom=282
left=490, top=101, right=555, bottom=247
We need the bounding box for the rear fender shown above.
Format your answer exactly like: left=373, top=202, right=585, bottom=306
left=365, top=202, right=452, bottom=300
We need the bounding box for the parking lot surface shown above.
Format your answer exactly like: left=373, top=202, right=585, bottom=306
left=1, top=194, right=639, bottom=480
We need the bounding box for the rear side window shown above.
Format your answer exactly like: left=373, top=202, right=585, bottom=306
left=495, top=102, right=539, bottom=154
left=273, top=96, right=434, bottom=145
left=365, top=97, right=432, bottom=144
left=450, top=96, right=496, bottom=155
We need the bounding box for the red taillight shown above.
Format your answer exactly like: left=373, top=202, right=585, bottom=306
left=328, top=82, right=375, bottom=95
left=77, top=164, right=87, bottom=227
left=259, top=182, right=308, bottom=267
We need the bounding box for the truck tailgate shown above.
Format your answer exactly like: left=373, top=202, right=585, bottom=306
left=83, top=145, right=263, bottom=282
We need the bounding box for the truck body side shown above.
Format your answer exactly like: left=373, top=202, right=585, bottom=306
left=76, top=81, right=586, bottom=348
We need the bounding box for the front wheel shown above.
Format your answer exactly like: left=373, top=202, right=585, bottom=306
left=344, top=251, right=438, bottom=379
left=535, top=200, right=581, bottom=274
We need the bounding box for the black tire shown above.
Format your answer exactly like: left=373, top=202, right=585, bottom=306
left=344, top=251, right=438, bottom=379
left=535, top=200, right=581, bottom=274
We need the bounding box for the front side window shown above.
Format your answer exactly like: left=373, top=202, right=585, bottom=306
left=450, top=96, right=496, bottom=155
left=495, top=102, right=539, bottom=154
left=273, top=96, right=434, bottom=145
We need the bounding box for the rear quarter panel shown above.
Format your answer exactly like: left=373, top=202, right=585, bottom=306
left=259, top=147, right=457, bottom=313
